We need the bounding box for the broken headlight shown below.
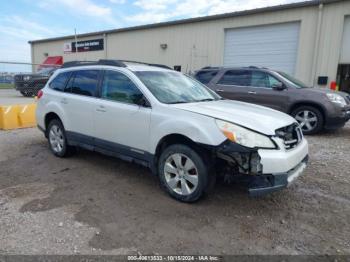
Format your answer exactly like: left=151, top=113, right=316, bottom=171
left=215, top=119, right=276, bottom=149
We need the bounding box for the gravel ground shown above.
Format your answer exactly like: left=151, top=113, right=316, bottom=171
left=0, top=124, right=349, bottom=255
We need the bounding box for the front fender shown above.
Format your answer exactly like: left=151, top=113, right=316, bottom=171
left=149, top=114, right=226, bottom=154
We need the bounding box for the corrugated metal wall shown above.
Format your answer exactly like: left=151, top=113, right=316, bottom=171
left=223, top=22, right=300, bottom=74
left=31, top=1, right=350, bottom=87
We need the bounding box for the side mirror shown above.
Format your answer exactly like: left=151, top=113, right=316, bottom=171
left=135, top=95, right=151, bottom=108
left=272, top=82, right=286, bottom=91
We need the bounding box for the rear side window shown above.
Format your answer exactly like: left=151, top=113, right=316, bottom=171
left=49, top=71, right=71, bottom=91
left=195, top=70, right=218, bottom=84
left=218, top=70, right=251, bottom=86
left=101, top=70, right=143, bottom=104
left=70, top=70, right=100, bottom=97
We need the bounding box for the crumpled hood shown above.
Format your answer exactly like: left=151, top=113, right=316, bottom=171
left=171, top=100, right=296, bottom=135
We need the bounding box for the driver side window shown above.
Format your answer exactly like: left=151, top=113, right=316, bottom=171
left=101, top=70, right=143, bottom=105
left=268, top=74, right=283, bottom=88
left=251, top=71, right=283, bottom=88
left=251, top=71, right=269, bottom=88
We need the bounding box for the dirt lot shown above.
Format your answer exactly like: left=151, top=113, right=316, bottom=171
left=0, top=124, right=349, bottom=255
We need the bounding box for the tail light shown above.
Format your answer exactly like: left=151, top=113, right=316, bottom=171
left=37, top=90, right=43, bottom=99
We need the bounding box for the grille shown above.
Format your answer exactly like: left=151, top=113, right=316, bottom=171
left=15, top=75, right=23, bottom=81
left=275, top=123, right=303, bottom=150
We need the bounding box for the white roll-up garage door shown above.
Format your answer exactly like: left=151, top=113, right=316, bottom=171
left=223, top=22, right=300, bottom=75
left=340, top=16, right=350, bottom=64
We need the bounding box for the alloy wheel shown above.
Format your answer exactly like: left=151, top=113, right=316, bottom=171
left=49, top=125, right=64, bottom=153
left=164, top=153, right=199, bottom=196
left=295, top=110, right=318, bottom=132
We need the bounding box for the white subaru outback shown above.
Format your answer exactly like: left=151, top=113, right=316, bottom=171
left=36, top=60, right=309, bottom=202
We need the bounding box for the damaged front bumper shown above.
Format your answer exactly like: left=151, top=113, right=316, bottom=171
left=214, top=137, right=309, bottom=196
left=248, top=155, right=308, bottom=196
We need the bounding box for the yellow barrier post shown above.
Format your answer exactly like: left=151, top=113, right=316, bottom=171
left=18, top=104, right=37, bottom=128
left=0, top=103, right=37, bottom=130
left=0, top=105, right=20, bottom=130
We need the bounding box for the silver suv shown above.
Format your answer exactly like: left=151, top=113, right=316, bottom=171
left=36, top=60, right=309, bottom=202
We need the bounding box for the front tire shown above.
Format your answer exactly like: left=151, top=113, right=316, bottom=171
left=158, top=144, right=210, bottom=202
left=47, top=119, right=75, bottom=157
left=292, top=106, right=324, bottom=135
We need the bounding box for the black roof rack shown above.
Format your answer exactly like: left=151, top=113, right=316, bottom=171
left=200, top=66, right=221, bottom=70
left=61, top=60, right=127, bottom=68
left=99, top=59, right=127, bottom=67
left=61, top=59, right=172, bottom=70
left=149, top=63, right=173, bottom=70
left=121, top=60, right=172, bottom=70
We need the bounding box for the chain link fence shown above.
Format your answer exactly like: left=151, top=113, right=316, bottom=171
left=0, top=62, right=60, bottom=97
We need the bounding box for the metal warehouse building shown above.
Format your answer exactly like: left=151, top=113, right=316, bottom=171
left=30, top=0, right=350, bottom=92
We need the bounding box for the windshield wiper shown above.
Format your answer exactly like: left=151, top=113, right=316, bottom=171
left=196, top=98, right=216, bottom=102
left=168, top=101, right=188, bottom=104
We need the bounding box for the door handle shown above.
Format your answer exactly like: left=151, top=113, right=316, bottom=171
left=216, top=89, right=224, bottom=92
left=248, top=91, right=257, bottom=94
left=96, top=105, right=106, bottom=112
left=60, top=98, right=68, bottom=104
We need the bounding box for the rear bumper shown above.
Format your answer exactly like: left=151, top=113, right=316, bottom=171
left=248, top=155, right=308, bottom=196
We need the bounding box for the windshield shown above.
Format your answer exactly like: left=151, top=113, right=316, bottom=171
left=37, top=67, right=56, bottom=75
left=136, top=71, right=220, bottom=104
left=276, top=71, right=308, bottom=88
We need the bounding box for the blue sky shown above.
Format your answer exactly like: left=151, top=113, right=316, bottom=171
left=0, top=0, right=306, bottom=63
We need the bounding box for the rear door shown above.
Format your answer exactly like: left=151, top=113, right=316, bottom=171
left=249, top=71, right=289, bottom=112
left=211, top=69, right=256, bottom=103
left=93, top=69, right=151, bottom=158
left=63, top=69, right=101, bottom=143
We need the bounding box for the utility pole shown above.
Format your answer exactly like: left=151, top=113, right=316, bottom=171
left=74, top=28, right=78, bottom=58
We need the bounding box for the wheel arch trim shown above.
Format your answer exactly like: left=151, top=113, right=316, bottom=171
left=289, top=101, right=327, bottom=120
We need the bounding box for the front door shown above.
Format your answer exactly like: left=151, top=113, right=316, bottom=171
left=249, top=71, right=289, bottom=113
left=93, top=69, right=151, bottom=159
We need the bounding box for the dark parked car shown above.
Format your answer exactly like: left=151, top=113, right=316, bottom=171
left=195, top=66, right=350, bottom=135
left=14, top=67, right=58, bottom=97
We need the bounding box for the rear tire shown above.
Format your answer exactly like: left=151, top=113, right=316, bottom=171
left=292, top=106, right=324, bottom=135
left=158, top=144, right=211, bottom=202
left=47, top=119, right=76, bottom=157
